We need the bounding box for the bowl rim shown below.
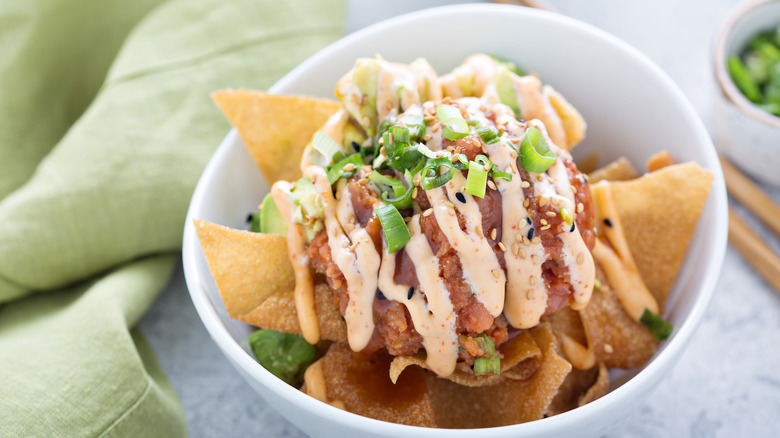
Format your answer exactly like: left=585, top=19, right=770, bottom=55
left=713, top=0, right=780, bottom=129
left=184, top=3, right=728, bottom=435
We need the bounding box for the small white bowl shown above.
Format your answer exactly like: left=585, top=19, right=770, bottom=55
left=714, top=0, right=780, bottom=186
left=183, top=4, right=728, bottom=437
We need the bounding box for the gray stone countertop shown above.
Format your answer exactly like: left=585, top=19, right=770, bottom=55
left=139, top=0, right=780, bottom=436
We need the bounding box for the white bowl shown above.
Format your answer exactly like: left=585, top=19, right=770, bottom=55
left=183, top=4, right=728, bottom=437
left=713, top=0, right=780, bottom=186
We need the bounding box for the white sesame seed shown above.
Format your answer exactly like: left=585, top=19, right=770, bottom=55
left=540, top=224, right=551, bottom=231
left=529, top=276, right=537, bottom=286
left=490, top=228, right=497, bottom=240
left=521, top=180, right=531, bottom=188
left=540, top=219, right=548, bottom=225
left=492, top=269, right=501, bottom=279
left=604, top=344, right=614, bottom=353
left=342, top=163, right=355, bottom=172
left=423, top=208, right=433, bottom=217
left=498, top=242, right=507, bottom=252
left=518, top=248, right=527, bottom=259
left=531, top=254, right=541, bottom=264
left=487, top=180, right=497, bottom=190
left=577, top=202, right=584, bottom=213
left=511, top=243, right=519, bottom=255
left=577, top=252, right=585, bottom=265
left=526, top=289, right=534, bottom=299
left=546, top=211, right=557, bottom=217
left=531, top=236, right=541, bottom=244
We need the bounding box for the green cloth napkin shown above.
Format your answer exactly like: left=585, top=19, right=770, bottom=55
left=0, top=0, right=346, bottom=436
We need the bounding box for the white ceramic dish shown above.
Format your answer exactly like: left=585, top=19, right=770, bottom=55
left=713, top=0, right=780, bottom=186
left=183, top=4, right=728, bottom=437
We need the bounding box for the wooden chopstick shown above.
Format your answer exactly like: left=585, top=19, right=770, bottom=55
left=719, top=154, right=780, bottom=238
left=728, top=208, right=780, bottom=296
left=719, top=154, right=780, bottom=296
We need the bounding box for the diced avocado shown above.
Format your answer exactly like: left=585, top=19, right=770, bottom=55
left=290, top=177, right=324, bottom=241
left=352, top=58, right=381, bottom=137
left=249, top=208, right=262, bottom=233
left=495, top=65, right=520, bottom=116
left=489, top=54, right=526, bottom=76
left=453, top=65, right=475, bottom=96
left=260, top=193, right=288, bottom=236
left=249, top=329, right=317, bottom=387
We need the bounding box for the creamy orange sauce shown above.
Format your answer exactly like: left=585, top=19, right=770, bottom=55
left=271, top=182, right=320, bottom=345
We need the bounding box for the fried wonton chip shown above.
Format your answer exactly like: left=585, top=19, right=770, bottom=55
left=194, top=219, right=294, bottom=321
left=389, top=331, right=541, bottom=387
left=249, top=284, right=347, bottom=342
left=318, top=343, right=436, bottom=427
left=546, top=86, right=586, bottom=148
left=580, top=267, right=658, bottom=369
left=576, top=153, right=599, bottom=174
left=646, top=150, right=676, bottom=172
left=425, top=323, right=571, bottom=428
left=610, top=162, right=713, bottom=309
left=211, top=89, right=341, bottom=184
left=588, top=157, right=639, bottom=184
left=546, top=362, right=609, bottom=416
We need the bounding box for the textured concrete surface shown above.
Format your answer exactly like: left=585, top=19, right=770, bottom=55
left=139, top=0, right=780, bottom=436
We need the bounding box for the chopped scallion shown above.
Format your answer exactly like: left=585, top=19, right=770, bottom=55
left=311, top=131, right=343, bottom=163
left=640, top=308, right=673, bottom=341
left=436, top=104, right=470, bottom=141
left=476, top=126, right=501, bottom=144
left=465, top=161, right=487, bottom=198
left=375, top=204, right=411, bottom=252
left=326, top=154, right=363, bottom=185
left=474, top=334, right=497, bottom=357
left=519, top=127, right=556, bottom=173
left=420, top=157, right=454, bottom=190
left=473, top=357, right=501, bottom=376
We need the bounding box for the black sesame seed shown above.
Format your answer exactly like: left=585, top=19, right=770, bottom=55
left=377, top=289, right=386, bottom=300
left=246, top=213, right=254, bottom=224
left=570, top=222, right=576, bottom=232
left=455, top=192, right=466, bottom=203
left=352, top=141, right=361, bottom=152
left=518, top=118, right=526, bottom=124
left=470, top=363, right=475, bottom=371
left=603, top=218, right=613, bottom=228
left=525, top=216, right=532, bottom=225
left=527, top=227, right=535, bottom=240
left=408, top=287, right=414, bottom=300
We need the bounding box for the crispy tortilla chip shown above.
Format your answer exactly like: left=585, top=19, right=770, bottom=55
left=546, top=362, right=609, bottom=416
left=425, top=323, right=571, bottom=428
left=546, top=86, right=586, bottom=148
left=576, top=153, right=599, bottom=174
left=579, top=362, right=610, bottom=407
left=245, top=284, right=347, bottom=342
left=211, top=89, right=341, bottom=184
left=580, top=267, right=658, bottom=369
left=389, top=331, right=541, bottom=387
left=319, top=343, right=436, bottom=427
left=194, top=219, right=294, bottom=320
left=588, top=157, right=639, bottom=184
left=646, top=150, right=676, bottom=172
left=543, top=306, right=587, bottom=346
left=610, top=162, right=713, bottom=308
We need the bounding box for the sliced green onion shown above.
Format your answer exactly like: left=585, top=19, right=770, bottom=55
left=382, top=170, right=415, bottom=209
left=368, top=171, right=413, bottom=209
left=491, top=170, right=512, bottom=181
left=412, top=143, right=439, bottom=159
left=465, top=161, right=487, bottom=198
left=640, top=308, right=673, bottom=341
left=474, top=334, right=497, bottom=357
left=436, top=104, right=470, bottom=141
left=728, top=55, right=762, bottom=103
left=312, top=131, right=342, bottom=163
left=375, top=204, right=411, bottom=252
left=560, top=207, right=573, bottom=227
left=465, top=118, right=482, bottom=127
left=476, top=126, right=501, bottom=144
left=396, top=113, right=426, bottom=140
left=420, top=157, right=454, bottom=190
left=519, top=127, right=557, bottom=173
left=388, top=147, right=424, bottom=172
left=388, top=125, right=410, bottom=145
left=326, top=154, right=363, bottom=185
left=472, top=357, right=501, bottom=376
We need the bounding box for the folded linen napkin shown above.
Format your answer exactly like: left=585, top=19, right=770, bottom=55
left=0, top=0, right=345, bottom=436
